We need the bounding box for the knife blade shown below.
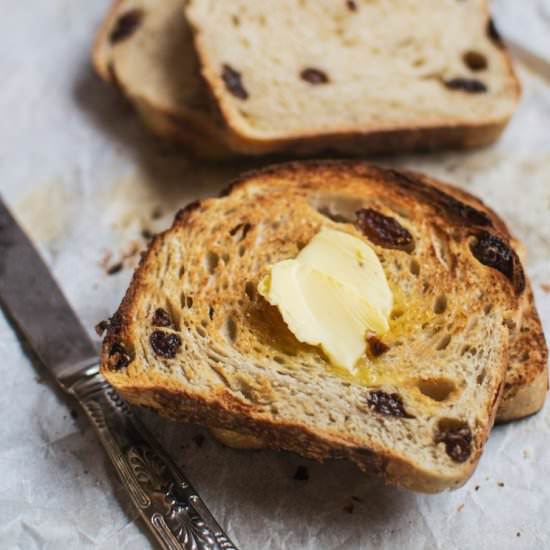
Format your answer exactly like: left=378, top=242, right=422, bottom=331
left=0, top=196, right=238, bottom=550
left=0, top=198, right=98, bottom=382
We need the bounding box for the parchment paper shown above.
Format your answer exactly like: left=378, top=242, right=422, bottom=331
left=1, top=1, right=549, bottom=548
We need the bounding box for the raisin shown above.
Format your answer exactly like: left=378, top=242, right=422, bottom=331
left=470, top=231, right=525, bottom=294
left=487, top=18, right=503, bottom=47
left=300, top=68, right=330, bottom=85
left=368, top=336, right=389, bottom=357
left=463, top=50, right=488, bottom=72
left=444, top=78, right=487, bottom=93
left=356, top=208, right=414, bottom=252
left=435, top=421, right=472, bottom=463
left=221, top=64, right=249, bottom=100
left=108, top=343, right=132, bottom=370
left=109, top=9, right=143, bottom=44
left=150, top=330, right=181, bottom=358
left=152, top=308, right=172, bottom=328
left=346, top=0, right=358, bottom=11
left=366, top=391, right=414, bottom=418
left=293, top=466, right=309, bottom=480
left=386, top=170, right=492, bottom=227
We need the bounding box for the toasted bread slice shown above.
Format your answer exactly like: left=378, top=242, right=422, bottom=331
left=185, top=0, right=520, bottom=154
left=101, top=162, right=536, bottom=493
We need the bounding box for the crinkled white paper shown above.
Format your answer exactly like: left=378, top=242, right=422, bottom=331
left=1, top=1, right=549, bottom=548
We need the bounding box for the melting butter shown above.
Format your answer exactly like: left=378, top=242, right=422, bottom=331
left=258, top=228, right=392, bottom=372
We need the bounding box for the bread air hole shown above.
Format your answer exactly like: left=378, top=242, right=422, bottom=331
left=245, top=281, right=256, bottom=301
left=409, top=259, right=420, bottom=276
left=476, top=369, right=487, bottom=385
left=433, top=295, right=447, bottom=314
left=417, top=378, right=456, bottom=401
left=223, top=316, right=238, bottom=343
left=436, top=334, right=452, bottom=351
left=206, top=251, right=219, bottom=274
left=463, top=50, right=488, bottom=71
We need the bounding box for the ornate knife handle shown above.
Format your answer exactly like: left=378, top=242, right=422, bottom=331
left=69, top=370, right=238, bottom=550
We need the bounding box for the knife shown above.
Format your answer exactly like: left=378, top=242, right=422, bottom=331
left=0, top=196, right=238, bottom=550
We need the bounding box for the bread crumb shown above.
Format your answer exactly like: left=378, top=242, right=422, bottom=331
left=457, top=504, right=464, bottom=512
left=151, top=206, right=163, bottom=220
left=516, top=532, right=521, bottom=537
left=497, top=481, right=504, bottom=487
left=107, top=262, right=123, bottom=275
left=523, top=448, right=532, bottom=459
left=141, top=228, right=154, bottom=240
left=540, top=283, right=550, bottom=293
left=475, top=485, right=480, bottom=491
left=293, top=466, right=309, bottom=481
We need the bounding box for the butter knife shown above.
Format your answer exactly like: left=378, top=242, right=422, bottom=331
left=0, top=196, right=238, bottom=550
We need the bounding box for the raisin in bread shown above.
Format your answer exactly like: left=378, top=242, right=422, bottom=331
left=185, top=0, right=520, bottom=154
left=100, top=162, right=541, bottom=493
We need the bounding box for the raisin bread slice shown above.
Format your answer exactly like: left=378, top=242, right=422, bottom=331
left=185, top=0, right=520, bottom=154
left=92, top=0, right=230, bottom=158
left=100, top=162, right=536, bottom=493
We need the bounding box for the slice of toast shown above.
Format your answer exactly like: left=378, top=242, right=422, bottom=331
left=209, top=181, right=548, bottom=450
left=100, top=162, right=538, bottom=493
left=185, top=0, right=520, bottom=154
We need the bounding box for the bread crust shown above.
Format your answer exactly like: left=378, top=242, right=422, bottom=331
left=101, top=162, right=546, bottom=493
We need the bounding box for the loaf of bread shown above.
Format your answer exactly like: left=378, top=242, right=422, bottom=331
left=100, top=162, right=544, bottom=493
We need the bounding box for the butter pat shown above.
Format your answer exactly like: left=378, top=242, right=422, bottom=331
left=258, top=228, right=393, bottom=372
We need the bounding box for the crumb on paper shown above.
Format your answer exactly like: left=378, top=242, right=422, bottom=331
left=516, top=532, right=521, bottom=537
left=100, top=241, right=144, bottom=275
left=497, top=482, right=504, bottom=487
left=293, top=466, right=309, bottom=481
left=475, top=485, right=480, bottom=491
left=151, top=206, right=163, bottom=220
left=523, top=448, right=532, bottom=459
left=107, top=262, right=123, bottom=275
left=541, top=283, right=550, bottom=293
left=141, top=228, right=154, bottom=240
left=457, top=504, right=464, bottom=512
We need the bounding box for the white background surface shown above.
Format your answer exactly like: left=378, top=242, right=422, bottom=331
left=1, top=1, right=549, bottom=548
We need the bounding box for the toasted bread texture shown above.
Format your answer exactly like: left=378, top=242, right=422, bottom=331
left=185, top=0, right=520, bottom=153
left=93, top=0, right=519, bottom=157
left=100, top=162, right=539, bottom=493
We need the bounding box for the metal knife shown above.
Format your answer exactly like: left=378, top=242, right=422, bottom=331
left=0, top=196, right=238, bottom=550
